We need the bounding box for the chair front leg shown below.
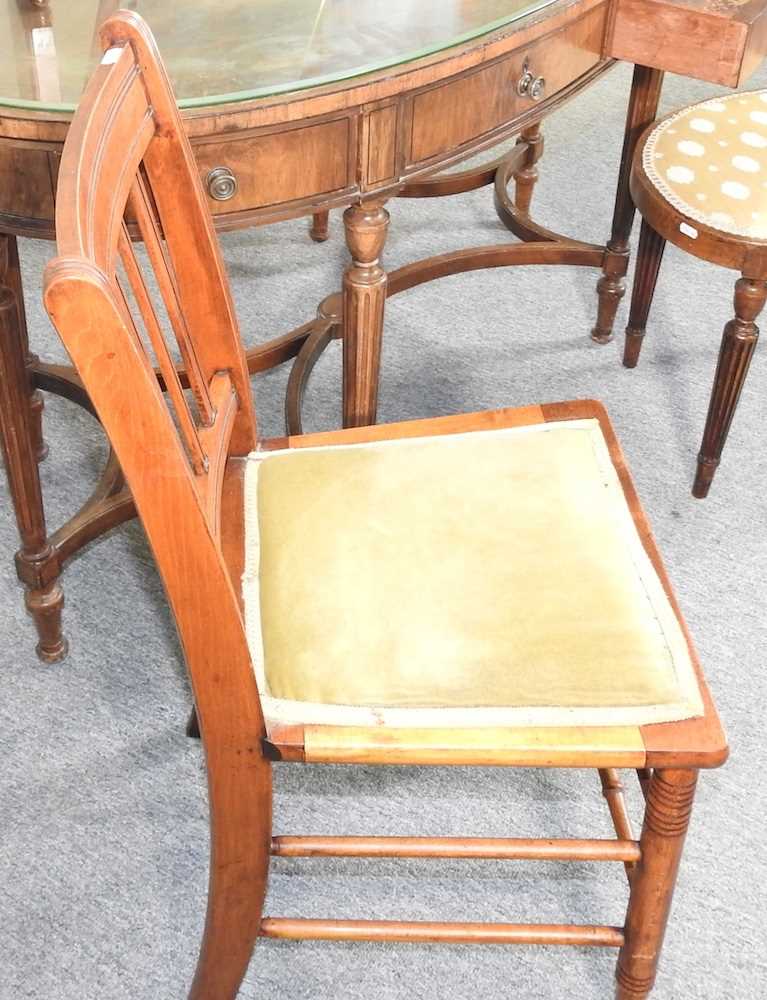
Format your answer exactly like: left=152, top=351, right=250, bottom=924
left=615, top=768, right=698, bottom=1000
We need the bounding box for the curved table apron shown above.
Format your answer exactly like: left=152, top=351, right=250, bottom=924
left=0, top=0, right=664, bottom=661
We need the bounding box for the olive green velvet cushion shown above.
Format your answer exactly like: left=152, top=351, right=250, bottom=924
left=242, top=419, right=703, bottom=729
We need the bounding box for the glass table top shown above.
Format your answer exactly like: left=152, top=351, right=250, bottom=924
left=1, top=0, right=557, bottom=113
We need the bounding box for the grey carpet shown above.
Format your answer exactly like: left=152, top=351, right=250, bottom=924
left=2, top=62, right=766, bottom=1000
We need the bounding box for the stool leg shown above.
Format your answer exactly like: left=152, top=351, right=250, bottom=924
left=615, top=769, right=698, bottom=999
left=693, top=275, right=766, bottom=498
left=623, top=221, right=666, bottom=368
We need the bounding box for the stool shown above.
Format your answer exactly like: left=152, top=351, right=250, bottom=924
left=624, top=89, right=767, bottom=498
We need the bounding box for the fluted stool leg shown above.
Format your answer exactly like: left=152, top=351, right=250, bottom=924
left=623, top=220, right=666, bottom=368
left=615, top=769, right=698, bottom=999
left=693, top=275, right=766, bottom=498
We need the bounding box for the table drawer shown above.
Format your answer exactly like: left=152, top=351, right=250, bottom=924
left=192, top=115, right=357, bottom=220
left=406, top=3, right=607, bottom=167
left=605, top=0, right=767, bottom=88
left=0, top=141, right=55, bottom=224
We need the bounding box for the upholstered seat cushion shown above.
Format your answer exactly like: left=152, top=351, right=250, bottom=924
left=643, top=89, right=767, bottom=239
left=242, top=419, right=703, bottom=729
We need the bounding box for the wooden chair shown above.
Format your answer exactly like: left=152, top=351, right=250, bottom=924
left=623, top=90, right=767, bottom=497
left=43, top=13, right=728, bottom=999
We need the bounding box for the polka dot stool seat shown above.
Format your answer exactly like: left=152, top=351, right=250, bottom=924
left=625, top=89, right=767, bottom=498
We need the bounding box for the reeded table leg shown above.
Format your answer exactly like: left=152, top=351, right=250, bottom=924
left=616, top=769, right=698, bottom=999
left=623, top=220, right=667, bottom=368
left=512, top=122, right=544, bottom=215
left=694, top=275, right=766, bottom=498
left=0, top=235, right=66, bottom=662
left=593, top=65, right=664, bottom=344
left=342, top=200, right=390, bottom=428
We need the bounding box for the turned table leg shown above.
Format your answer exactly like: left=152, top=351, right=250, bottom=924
left=623, top=220, right=667, bottom=368
left=0, top=236, right=67, bottom=662
left=309, top=209, right=330, bottom=243
left=593, top=65, right=664, bottom=344
left=616, top=769, right=698, bottom=999
left=693, top=275, right=766, bottom=498
left=342, top=200, right=390, bottom=428
left=512, top=122, right=544, bottom=215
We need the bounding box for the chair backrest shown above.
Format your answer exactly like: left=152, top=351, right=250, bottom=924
left=43, top=12, right=266, bottom=745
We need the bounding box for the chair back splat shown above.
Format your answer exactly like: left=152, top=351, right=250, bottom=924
left=43, top=16, right=271, bottom=997
left=44, top=12, right=261, bottom=717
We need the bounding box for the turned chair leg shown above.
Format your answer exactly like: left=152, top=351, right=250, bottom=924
left=309, top=209, right=330, bottom=243
left=512, top=122, right=544, bottom=215
left=693, top=275, right=766, bottom=498
left=615, top=769, right=698, bottom=1000
left=623, top=220, right=666, bottom=368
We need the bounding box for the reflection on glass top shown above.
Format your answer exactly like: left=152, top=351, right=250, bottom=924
left=1, top=0, right=557, bottom=112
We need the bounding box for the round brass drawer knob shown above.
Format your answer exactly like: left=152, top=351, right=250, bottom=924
left=530, top=76, right=546, bottom=101
left=206, top=166, right=238, bottom=201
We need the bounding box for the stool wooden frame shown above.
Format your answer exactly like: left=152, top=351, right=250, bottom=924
left=624, top=119, right=767, bottom=498
left=42, top=14, right=727, bottom=999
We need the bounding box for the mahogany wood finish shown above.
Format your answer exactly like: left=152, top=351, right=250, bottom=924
left=42, top=16, right=727, bottom=997
left=397, top=153, right=510, bottom=199
left=592, top=64, right=664, bottom=344
left=0, top=236, right=65, bottom=661
left=270, top=835, right=642, bottom=863
left=284, top=297, right=341, bottom=435
left=600, top=768, right=638, bottom=879
left=0, top=0, right=615, bottom=235
left=605, top=0, right=767, bottom=87
left=626, top=122, right=767, bottom=496
left=616, top=769, right=698, bottom=999
left=1, top=0, right=622, bottom=658
left=259, top=919, right=627, bottom=947
left=6, top=0, right=766, bottom=657
left=44, top=20, right=270, bottom=998
left=342, top=200, right=391, bottom=427
left=623, top=220, right=666, bottom=369
left=694, top=277, right=767, bottom=497
left=512, top=122, right=545, bottom=215
left=309, top=209, right=330, bottom=243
